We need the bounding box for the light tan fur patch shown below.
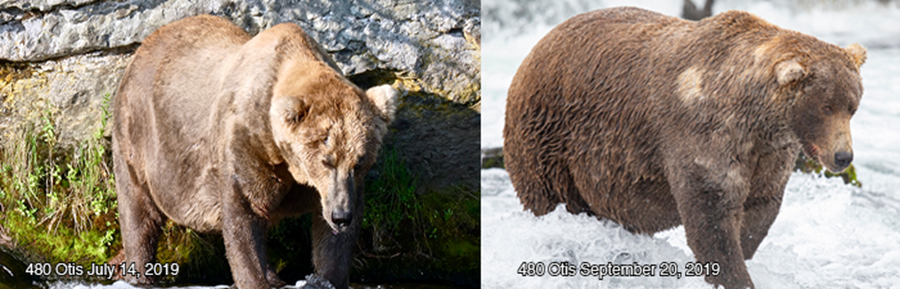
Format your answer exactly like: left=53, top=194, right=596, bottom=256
left=753, top=40, right=776, bottom=64
left=677, top=66, right=706, bottom=103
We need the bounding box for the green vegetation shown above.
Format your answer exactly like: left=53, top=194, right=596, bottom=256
left=363, top=146, right=420, bottom=243
left=0, top=93, right=231, bottom=285
left=153, top=223, right=231, bottom=284
left=357, top=146, right=480, bottom=285
left=0, top=94, right=120, bottom=270
left=794, top=155, right=862, bottom=187
left=481, top=147, right=504, bottom=169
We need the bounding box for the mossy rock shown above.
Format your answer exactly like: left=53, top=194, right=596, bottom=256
left=348, top=70, right=480, bottom=193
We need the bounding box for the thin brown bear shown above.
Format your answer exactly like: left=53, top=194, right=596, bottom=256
left=113, top=15, right=397, bottom=289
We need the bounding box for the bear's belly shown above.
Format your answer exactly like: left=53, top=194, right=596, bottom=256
left=582, top=177, right=682, bottom=234
left=146, top=165, right=224, bottom=233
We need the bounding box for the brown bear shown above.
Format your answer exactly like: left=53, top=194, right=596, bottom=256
left=504, top=7, right=865, bottom=289
left=112, top=15, right=397, bottom=289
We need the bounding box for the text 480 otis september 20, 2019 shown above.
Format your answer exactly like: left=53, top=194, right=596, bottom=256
left=517, top=261, right=720, bottom=280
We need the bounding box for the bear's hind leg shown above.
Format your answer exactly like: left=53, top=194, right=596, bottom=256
left=114, top=157, right=165, bottom=285
left=508, top=159, right=581, bottom=215
left=505, top=124, right=572, bottom=216
left=514, top=182, right=563, bottom=215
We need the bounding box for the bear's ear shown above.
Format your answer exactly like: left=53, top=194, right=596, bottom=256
left=775, top=59, right=807, bottom=86
left=844, top=43, right=867, bottom=68
left=365, top=85, right=398, bottom=123
left=270, top=96, right=309, bottom=124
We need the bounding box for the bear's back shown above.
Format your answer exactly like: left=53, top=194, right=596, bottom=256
left=115, top=15, right=252, bottom=146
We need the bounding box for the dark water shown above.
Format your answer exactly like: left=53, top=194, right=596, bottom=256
left=0, top=249, right=40, bottom=289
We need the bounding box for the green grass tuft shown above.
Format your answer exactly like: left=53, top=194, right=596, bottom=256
left=358, top=145, right=480, bottom=284
left=0, top=94, right=120, bottom=269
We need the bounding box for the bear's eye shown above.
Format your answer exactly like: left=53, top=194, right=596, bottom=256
left=822, top=105, right=833, bottom=115
left=322, top=155, right=335, bottom=168
left=353, top=157, right=365, bottom=171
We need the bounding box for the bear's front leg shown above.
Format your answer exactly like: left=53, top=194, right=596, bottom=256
left=670, top=162, right=754, bottom=289
left=311, top=203, right=359, bottom=289
left=741, top=148, right=795, bottom=259
left=739, top=194, right=781, bottom=260
left=221, top=180, right=271, bottom=289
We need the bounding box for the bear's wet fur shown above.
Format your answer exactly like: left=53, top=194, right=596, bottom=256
left=113, top=15, right=397, bottom=289
left=504, top=7, right=864, bottom=289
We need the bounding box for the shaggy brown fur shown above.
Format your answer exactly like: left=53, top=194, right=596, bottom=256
left=112, top=15, right=397, bottom=289
left=504, top=7, right=864, bottom=289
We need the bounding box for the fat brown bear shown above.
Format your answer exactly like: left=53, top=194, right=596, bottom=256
left=112, top=15, right=397, bottom=289
left=504, top=7, right=865, bottom=289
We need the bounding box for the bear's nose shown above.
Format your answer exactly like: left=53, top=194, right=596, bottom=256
left=834, top=151, right=853, bottom=171
left=332, top=210, right=352, bottom=227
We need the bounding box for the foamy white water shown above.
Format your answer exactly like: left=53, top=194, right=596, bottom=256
left=482, top=0, right=900, bottom=288
left=483, top=169, right=900, bottom=288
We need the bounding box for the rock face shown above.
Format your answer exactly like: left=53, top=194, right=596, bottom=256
left=0, top=0, right=480, bottom=191
left=0, top=48, right=132, bottom=147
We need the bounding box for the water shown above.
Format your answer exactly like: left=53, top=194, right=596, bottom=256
left=481, top=0, right=900, bottom=288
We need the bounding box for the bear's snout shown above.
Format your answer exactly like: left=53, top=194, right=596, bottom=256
left=834, top=151, right=853, bottom=171
left=332, top=209, right=353, bottom=228
left=322, top=174, right=356, bottom=233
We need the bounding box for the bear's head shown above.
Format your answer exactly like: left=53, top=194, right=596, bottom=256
left=269, top=70, right=397, bottom=233
left=775, top=42, right=866, bottom=173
